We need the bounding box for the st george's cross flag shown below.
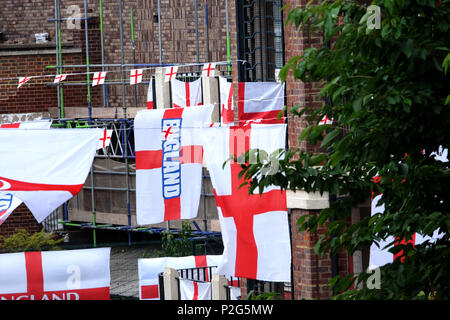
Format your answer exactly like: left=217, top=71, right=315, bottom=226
left=203, top=124, right=291, bottom=281
left=138, top=255, right=223, bottom=300
left=18, top=77, right=31, bottom=88
left=0, top=128, right=100, bottom=223
left=171, top=78, right=203, bottom=109
left=164, top=66, right=179, bottom=82
left=97, top=129, right=113, bottom=150
left=219, top=76, right=234, bottom=126
left=237, top=82, right=285, bottom=125
left=0, top=248, right=110, bottom=300
left=54, top=74, right=68, bottom=83
left=92, top=71, right=107, bottom=87
left=134, top=105, right=213, bottom=225
left=319, top=115, right=333, bottom=125
left=369, top=194, right=444, bottom=270
left=202, top=63, right=216, bottom=78
left=179, top=279, right=211, bottom=300
left=147, top=79, right=154, bottom=109
left=130, top=69, right=143, bottom=85
left=0, top=120, right=52, bottom=129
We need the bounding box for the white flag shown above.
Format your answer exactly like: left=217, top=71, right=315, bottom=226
left=164, top=66, right=179, bottom=82
left=138, top=255, right=223, bottom=300
left=171, top=78, right=203, bottom=108
left=179, top=279, right=211, bottom=300
left=0, top=128, right=100, bottom=223
left=0, top=248, right=111, bottom=300
left=203, top=124, right=291, bottom=281
left=134, top=105, right=213, bottom=225
left=130, top=69, right=143, bottom=85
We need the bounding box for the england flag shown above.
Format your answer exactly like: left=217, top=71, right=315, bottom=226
left=134, top=105, right=213, bottom=224
left=237, top=82, right=285, bottom=125
left=219, top=76, right=234, bottom=126
left=171, top=78, right=203, bottom=108
left=203, top=124, right=291, bottom=281
left=138, top=255, right=223, bottom=300
left=0, top=128, right=100, bottom=223
left=0, top=248, right=111, bottom=300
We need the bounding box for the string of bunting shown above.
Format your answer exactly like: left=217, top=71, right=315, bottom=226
left=1, top=61, right=243, bottom=88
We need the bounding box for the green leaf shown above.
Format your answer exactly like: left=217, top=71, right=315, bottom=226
left=321, top=128, right=340, bottom=148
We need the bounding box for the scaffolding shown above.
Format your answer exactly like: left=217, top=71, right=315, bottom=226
left=44, top=0, right=233, bottom=248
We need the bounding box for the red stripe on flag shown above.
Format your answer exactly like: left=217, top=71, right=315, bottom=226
left=135, top=150, right=163, bottom=170
left=136, top=146, right=202, bottom=170
left=0, top=176, right=83, bottom=196
left=164, top=196, right=181, bottom=221
left=0, top=123, right=21, bottom=128
left=147, top=101, right=154, bottom=109
left=194, top=255, right=208, bottom=268
left=164, top=106, right=184, bottom=119
left=185, top=82, right=191, bottom=107
left=141, top=284, right=159, bottom=300
left=24, top=252, right=44, bottom=297
left=237, top=82, right=246, bottom=124
left=192, top=281, right=199, bottom=300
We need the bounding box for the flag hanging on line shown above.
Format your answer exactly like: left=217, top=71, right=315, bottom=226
left=319, top=115, right=333, bottom=125
left=171, top=78, right=203, bottom=108
left=18, top=77, right=31, bottom=88
left=92, top=71, right=107, bottom=86
left=164, top=66, right=179, bottom=82
left=138, top=255, right=224, bottom=300
left=134, top=105, right=213, bottom=225
left=97, top=129, right=113, bottom=150
left=203, top=124, right=291, bottom=281
left=0, top=248, right=111, bottom=300
left=130, top=69, right=143, bottom=85
left=219, top=76, right=234, bottom=126
left=54, top=74, right=68, bottom=83
left=0, top=120, right=52, bottom=129
left=179, top=279, right=211, bottom=300
left=202, top=63, right=216, bottom=78
left=147, top=79, right=154, bottom=109
left=0, top=128, right=100, bottom=223
left=237, top=82, right=285, bottom=125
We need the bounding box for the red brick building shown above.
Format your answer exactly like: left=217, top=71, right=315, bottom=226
left=0, top=0, right=368, bottom=299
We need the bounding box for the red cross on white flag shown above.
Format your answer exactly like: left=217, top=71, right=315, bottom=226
left=97, top=129, right=113, bottom=150
left=18, top=77, right=31, bottom=88
left=0, top=248, right=111, bottom=300
left=203, top=124, right=291, bottom=281
left=130, top=69, right=143, bottom=85
left=319, top=115, right=333, bottom=125
left=54, top=74, right=68, bottom=83
left=164, top=66, right=179, bottom=82
left=202, top=63, right=216, bottom=77
left=92, top=71, right=107, bottom=86
left=134, top=105, right=213, bottom=224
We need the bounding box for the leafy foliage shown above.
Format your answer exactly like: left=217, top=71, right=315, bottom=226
left=243, top=0, right=450, bottom=299
left=143, top=221, right=194, bottom=258
left=0, top=228, right=64, bottom=253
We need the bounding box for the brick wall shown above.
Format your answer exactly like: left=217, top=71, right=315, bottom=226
left=0, top=205, right=41, bottom=240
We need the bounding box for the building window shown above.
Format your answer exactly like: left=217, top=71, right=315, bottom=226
left=236, top=0, right=285, bottom=82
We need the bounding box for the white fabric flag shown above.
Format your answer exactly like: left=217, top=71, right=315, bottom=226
left=237, top=82, right=285, bottom=124
left=138, top=254, right=223, bottom=300
left=179, top=279, right=211, bottom=300
left=130, top=69, right=143, bottom=85
left=202, top=63, right=216, bottom=78
left=0, top=128, right=100, bottom=223
left=147, top=79, right=154, bottom=109
left=134, top=105, right=213, bottom=225
left=97, top=129, right=113, bottom=150
left=0, top=120, right=52, bottom=129
left=164, top=66, right=179, bottom=82
left=0, top=248, right=111, bottom=300
left=171, top=78, right=203, bottom=108
left=92, top=71, right=107, bottom=86
left=203, top=124, right=291, bottom=281
left=54, top=74, right=68, bottom=83
left=369, top=193, right=444, bottom=270
left=219, top=76, right=234, bottom=126
left=18, top=77, right=31, bottom=88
